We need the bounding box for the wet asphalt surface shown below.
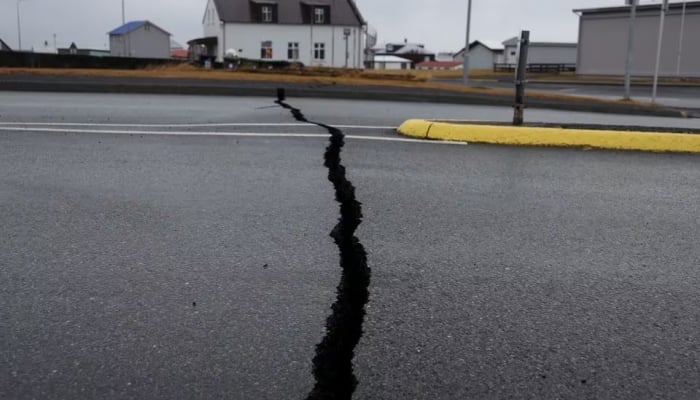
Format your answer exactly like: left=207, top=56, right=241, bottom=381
left=437, top=78, right=700, bottom=110
left=1, top=92, right=700, bottom=399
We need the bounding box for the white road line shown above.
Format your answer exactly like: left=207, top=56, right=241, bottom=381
left=0, top=122, right=396, bottom=130
left=0, top=126, right=467, bottom=146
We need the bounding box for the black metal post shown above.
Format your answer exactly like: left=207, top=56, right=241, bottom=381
left=513, top=30, right=530, bottom=126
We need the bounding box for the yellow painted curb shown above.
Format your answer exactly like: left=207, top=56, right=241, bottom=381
left=397, top=119, right=700, bottom=153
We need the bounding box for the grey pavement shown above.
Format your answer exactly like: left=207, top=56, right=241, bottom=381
left=460, top=79, right=700, bottom=109
left=1, top=92, right=700, bottom=399
left=0, top=74, right=693, bottom=118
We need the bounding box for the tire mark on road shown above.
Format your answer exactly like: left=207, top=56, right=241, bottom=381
left=275, top=88, right=371, bottom=400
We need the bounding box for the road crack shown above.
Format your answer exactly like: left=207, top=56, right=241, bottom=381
left=275, top=89, right=371, bottom=400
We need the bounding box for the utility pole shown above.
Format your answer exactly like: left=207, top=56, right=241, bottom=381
left=122, top=0, right=125, bottom=24
left=623, top=0, right=638, bottom=100
left=16, top=0, right=25, bottom=50
left=462, top=0, right=472, bottom=85
left=652, top=0, right=669, bottom=103
left=676, top=1, right=687, bottom=77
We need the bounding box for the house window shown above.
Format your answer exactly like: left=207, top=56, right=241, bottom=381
left=262, top=5, right=273, bottom=22
left=261, top=41, right=273, bottom=59
left=288, top=42, right=299, bottom=60
left=314, top=7, right=325, bottom=24
left=510, top=51, right=516, bottom=56
left=314, top=43, right=325, bottom=60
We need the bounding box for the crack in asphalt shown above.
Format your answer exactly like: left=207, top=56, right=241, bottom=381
left=275, top=89, right=371, bottom=400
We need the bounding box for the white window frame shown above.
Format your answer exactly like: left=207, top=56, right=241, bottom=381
left=288, top=42, right=299, bottom=60
left=261, top=41, right=273, bottom=59
left=262, top=6, right=273, bottom=22
left=314, top=42, right=325, bottom=60
left=314, top=7, right=325, bottom=24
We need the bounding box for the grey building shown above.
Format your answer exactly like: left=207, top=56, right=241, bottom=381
left=502, top=37, right=577, bottom=65
left=576, top=2, right=700, bottom=77
left=454, top=40, right=505, bottom=70
left=109, top=20, right=171, bottom=59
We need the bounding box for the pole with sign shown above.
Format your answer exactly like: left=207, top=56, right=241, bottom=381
left=513, top=30, right=530, bottom=126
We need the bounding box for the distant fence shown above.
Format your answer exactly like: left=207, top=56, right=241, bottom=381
left=0, top=51, right=185, bottom=69
left=494, top=63, right=576, bottom=74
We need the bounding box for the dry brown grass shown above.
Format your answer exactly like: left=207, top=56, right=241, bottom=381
left=0, top=65, right=659, bottom=107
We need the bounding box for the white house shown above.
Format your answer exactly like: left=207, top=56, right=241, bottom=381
left=453, top=40, right=505, bottom=71
left=372, top=55, right=411, bottom=70
left=202, top=0, right=366, bottom=68
left=109, top=20, right=171, bottom=59
left=502, top=36, right=577, bottom=65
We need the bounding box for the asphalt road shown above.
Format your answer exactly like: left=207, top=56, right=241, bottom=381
left=1, top=92, right=700, bottom=399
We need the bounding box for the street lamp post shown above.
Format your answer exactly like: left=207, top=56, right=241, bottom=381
left=16, top=0, right=25, bottom=51
left=623, top=0, right=638, bottom=100
left=652, top=0, right=669, bottom=103
left=462, top=0, right=472, bottom=85
left=676, top=1, right=687, bottom=77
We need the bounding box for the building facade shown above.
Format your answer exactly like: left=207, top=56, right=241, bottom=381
left=454, top=40, right=505, bottom=70
left=203, top=0, right=365, bottom=68
left=576, top=2, right=700, bottom=77
left=109, top=21, right=171, bottom=59
left=502, top=37, right=577, bottom=65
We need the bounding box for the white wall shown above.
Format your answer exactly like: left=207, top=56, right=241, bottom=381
left=374, top=61, right=408, bottom=70
left=467, top=45, right=496, bottom=70
left=110, top=24, right=170, bottom=59
left=578, top=9, right=700, bottom=77
left=218, top=23, right=364, bottom=68
left=203, top=0, right=220, bottom=38
left=504, top=44, right=576, bottom=65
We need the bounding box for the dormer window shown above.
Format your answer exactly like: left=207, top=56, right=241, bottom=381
left=302, top=3, right=330, bottom=24
left=314, top=7, right=325, bottom=24
left=252, top=2, right=278, bottom=23
left=262, top=6, right=273, bottom=22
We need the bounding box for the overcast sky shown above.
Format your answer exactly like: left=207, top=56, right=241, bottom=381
left=0, top=0, right=669, bottom=52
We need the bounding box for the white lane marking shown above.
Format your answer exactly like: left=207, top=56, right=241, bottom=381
left=0, top=122, right=396, bottom=130
left=0, top=126, right=468, bottom=146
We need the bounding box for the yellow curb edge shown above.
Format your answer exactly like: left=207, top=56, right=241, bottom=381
left=397, top=119, right=700, bottom=154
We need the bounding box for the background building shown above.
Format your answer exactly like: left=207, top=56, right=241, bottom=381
left=576, top=1, right=700, bottom=77
left=502, top=37, right=577, bottom=65
left=454, top=40, right=505, bottom=70
left=201, top=0, right=366, bottom=68
left=372, top=55, right=411, bottom=70
left=1, top=38, right=13, bottom=52
left=109, top=20, right=171, bottom=59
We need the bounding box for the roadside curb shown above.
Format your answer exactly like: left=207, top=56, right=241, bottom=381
left=397, top=119, right=700, bottom=154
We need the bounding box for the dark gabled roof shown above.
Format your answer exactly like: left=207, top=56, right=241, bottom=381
left=212, top=0, right=364, bottom=25
left=0, top=38, right=12, bottom=51
left=575, top=1, right=700, bottom=15
left=109, top=20, right=171, bottom=36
